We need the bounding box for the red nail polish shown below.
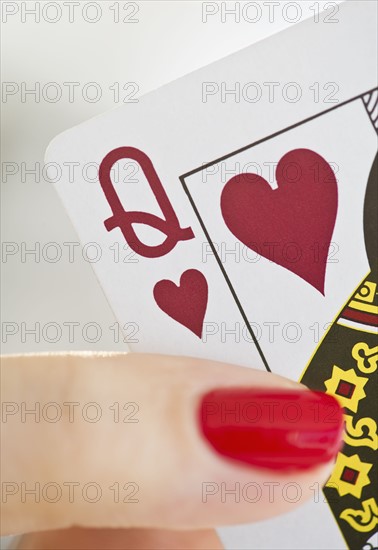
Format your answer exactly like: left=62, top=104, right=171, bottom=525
left=199, top=388, right=344, bottom=471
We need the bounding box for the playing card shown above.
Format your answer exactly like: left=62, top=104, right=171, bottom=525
left=46, top=2, right=377, bottom=548
left=182, top=94, right=376, bottom=380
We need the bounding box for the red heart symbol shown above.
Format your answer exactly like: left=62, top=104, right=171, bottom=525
left=221, top=149, right=338, bottom=295
left=153, top=269, right=208, bottom=338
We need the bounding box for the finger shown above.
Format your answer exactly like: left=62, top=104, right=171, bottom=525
left=1, top=352, right=344, bottom=535
left=17, top=527, right=223, bottom=550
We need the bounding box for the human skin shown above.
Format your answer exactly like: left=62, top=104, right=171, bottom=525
left=1, top=352, right=343, bottom=549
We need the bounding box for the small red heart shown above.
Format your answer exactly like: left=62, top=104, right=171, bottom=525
left=153, top=269, right=208, bottom=338
left=221, top=149, right=338, bottom=294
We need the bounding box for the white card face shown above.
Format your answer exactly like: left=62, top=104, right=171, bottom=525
left=45, top=2, right=377, bottom=368
left=46, top=2, right=377, bottom=549
left=183, top=98, right=376, bottom=380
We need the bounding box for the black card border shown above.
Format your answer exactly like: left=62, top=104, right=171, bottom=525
left=179, top=87, right=378, bottom=373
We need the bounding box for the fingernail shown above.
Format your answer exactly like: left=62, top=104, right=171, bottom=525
left=198, top=388, right=344, bottom=471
